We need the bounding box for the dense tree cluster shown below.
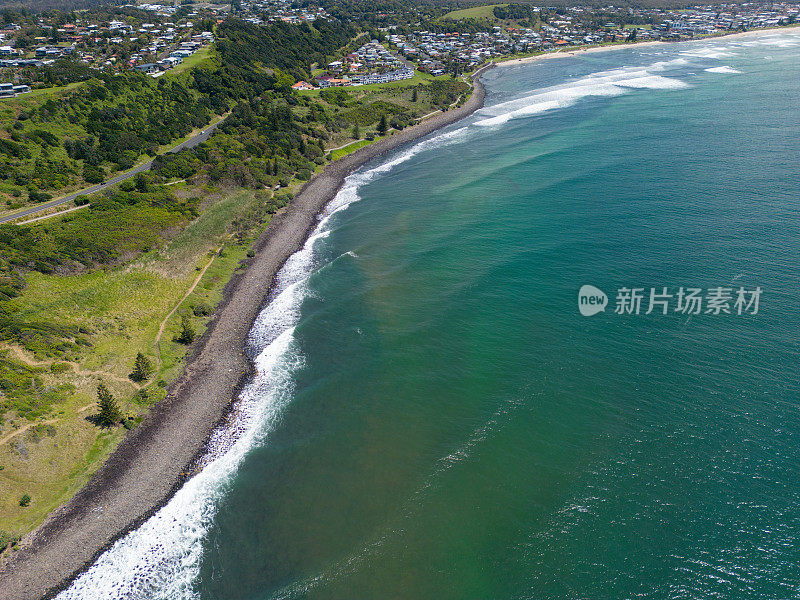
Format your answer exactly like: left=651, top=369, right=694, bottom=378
left=426, top=79, right=471, bottom=107
left=155, top=93, right=323, bottom=188
left=0, top=72, right=213, bottom=197
left=64, top=75, right=212, bottom=169
left=493, top=4, right=536, bottom=20
left=216, top=18, right=357, bottom=80
left=14, top=59, right=96, bottom=88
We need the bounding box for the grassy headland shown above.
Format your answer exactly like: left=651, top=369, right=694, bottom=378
left=0, top=16, right=480, bottom=552
left=0, top=184, right=281, bottom=541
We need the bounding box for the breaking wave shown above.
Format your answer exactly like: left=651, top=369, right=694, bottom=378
left=704, top=65, right=742, bottom=74
left=679, top=46, right=736, bottom=59
left=475, top=60, right=688, bottom=127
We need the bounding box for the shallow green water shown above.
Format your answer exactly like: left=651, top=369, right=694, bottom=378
left=58, top=32, right=800, bottom=600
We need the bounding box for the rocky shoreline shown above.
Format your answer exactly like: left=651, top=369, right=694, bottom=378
left=0, top=63, right=494, bottom=600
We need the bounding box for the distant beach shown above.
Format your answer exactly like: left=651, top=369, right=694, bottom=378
left=497, top=25, right=799, bottom=67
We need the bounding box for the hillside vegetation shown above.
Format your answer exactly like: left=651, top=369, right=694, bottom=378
left=0, top=14, right=480, bottom=546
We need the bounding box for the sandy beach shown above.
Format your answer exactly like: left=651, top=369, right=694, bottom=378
left=496, top=25, right=799, bottom=67
left=0, top=64, right=494, bottom=600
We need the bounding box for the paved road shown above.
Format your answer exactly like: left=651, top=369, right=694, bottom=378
left=0, top=117, right=225, bottom=225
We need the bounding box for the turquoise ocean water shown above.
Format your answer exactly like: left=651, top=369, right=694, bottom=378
left=60, top=31, right=800, bottom=600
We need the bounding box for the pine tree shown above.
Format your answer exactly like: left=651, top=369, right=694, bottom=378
left=175, top=315, right=196, bottom=345
left=97, top=383, right=121, bottom=427
left=377, top=114, right=388, bottom=136
left=412, top=88, right=418, bottom=102
left=352, top=123, right=360, bottom=139
left=130, top=352, right=153, bottom=382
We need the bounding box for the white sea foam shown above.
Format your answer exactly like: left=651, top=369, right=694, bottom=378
left=755, top=36, right=800, bottom=48
left=475, top=62, right=688, bottom=127
left=56, top=122, right=470, bottom=600
left=704, top=65, right=742, bottom=74
left=613, top=74, right=689, bottom=89
left=679, top=47, right=736, bottom=59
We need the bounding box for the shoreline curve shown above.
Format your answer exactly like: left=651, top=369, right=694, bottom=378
left=0, top=63, right=494, bottom=600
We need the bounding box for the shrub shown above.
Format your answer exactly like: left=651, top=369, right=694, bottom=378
left=28, top=188, right=52, bottom=203
left=50, top=362, right=70, bottom=374
left=83, top=164, right=105, bottom=184
left=0, top=530, right=13, bottom=551
left=192, top=303, right=212, bottom=316
left=134, top=388, right=151, bottom=404
left=19, top=494, right=31, bottom=507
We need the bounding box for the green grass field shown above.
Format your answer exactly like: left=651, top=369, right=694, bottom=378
left=298, top=70, right=445, bottom=97
left=442, top=4, right=507, bottom=20
left=330, top=138, right=375, bottom=160
left=0, top=81, right=83, bottom=104
left=163, top=46, right=218, bottom=80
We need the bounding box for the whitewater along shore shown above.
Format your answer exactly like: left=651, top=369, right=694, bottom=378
left=0, top=63, right=494, bottom=600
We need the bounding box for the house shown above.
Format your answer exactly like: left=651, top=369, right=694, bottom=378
left=291, top=80, right=315, bottom=90
left=317, top=77, right=351, bottom=88
left=134, top=63, right=159, bottom=74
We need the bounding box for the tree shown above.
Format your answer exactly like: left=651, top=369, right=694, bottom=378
left=352, top=123, right=360, bottom=139
left=412, top=88, right=418, bottom=102
left=97, top=383, right=121, bottom=427
left=130, top=352, right=153, bottom=382
left=377, top=114, right=388, bottom=136
left=175, top=315, right=195, bottom=344
left=134, top=172, right=150, bottom=193
left=83, top=164, right=104, bottom=184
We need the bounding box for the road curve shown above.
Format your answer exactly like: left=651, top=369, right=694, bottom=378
left=0, top=118, right=225, bottom=225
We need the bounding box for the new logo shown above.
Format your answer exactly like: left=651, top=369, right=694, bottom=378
left=578, top=285, right=608, bottom=316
